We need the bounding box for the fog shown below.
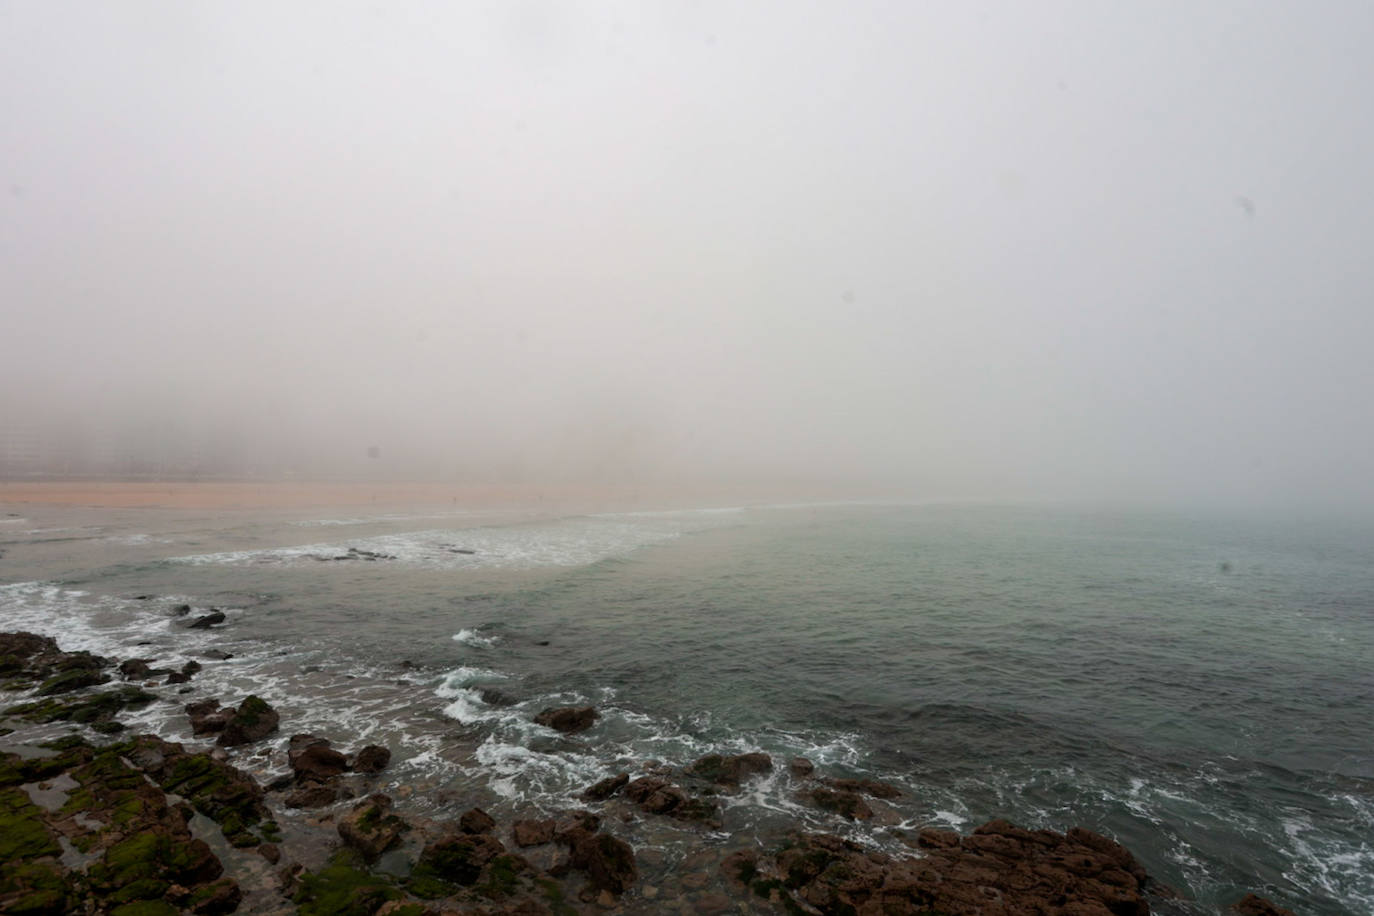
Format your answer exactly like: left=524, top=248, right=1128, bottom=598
left=3, top=2, right=1373, bottom=510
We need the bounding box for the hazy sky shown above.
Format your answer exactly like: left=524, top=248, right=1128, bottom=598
left=3, top=1, right=1372, bottom=507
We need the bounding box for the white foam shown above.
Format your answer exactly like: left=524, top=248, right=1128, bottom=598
left=452, top=629, right=498, bottom=648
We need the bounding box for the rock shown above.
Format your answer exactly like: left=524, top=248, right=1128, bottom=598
left=120, top=658, right=155, bottom=679
left=534, top=705, right=599, bottom=733
left=623, top=777, right=721, bottom=826
left=693, top=893, right=732, bottom=914
left=188, top=611, right=226, bottom=629
left=756, top=821, right=1152, bottom=916
left=186, top=698, right=231, bottom=735
left=460, top=807, right=497, bottom=834
left=172, top=603, right=192, bottom=616
left=809, top=786, right=874, bottom=820
left=182, top=660, right=203, bottom=676
left=686, top=751, right=773, bottom=787
left=200, top=649, right=234, bottom=660
left=352, top=744, right=392, bottom=774
left=216, top=695, right=280, bottom=746
left=284, top=784, right=339, bottom=808
left=1232, top=893, right=1298, bottom=916
left=291, top=743, right=348, bottom=782
left=513, top=818, right=556, bottom=847
left=257, top=843, right=281, bottom=864
left=789, top=756, right=815, bottom=778
left=479, top=686, right=516, bottom=706
left=415, top=832, right=506, bottom=886
left=563, top=830, right=637, bottom=895
left=582, top=772, right=629, bottom=801
left=338, top=794, right=407, bottom=862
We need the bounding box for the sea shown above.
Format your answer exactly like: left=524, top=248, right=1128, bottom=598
left=1, top=500, right=1370, bottom=914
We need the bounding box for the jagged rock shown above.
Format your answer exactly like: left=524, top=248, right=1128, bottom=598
left=291, top=743, right=348, bottom=782
left=416, top=832, right=507, bottom=886
left=200, top=649, right=234, bottom=660
left=686, top=751, right=773, bottom=787
left=562, top=830, right=638, bottom=895
left=809, top=786, right=874, bottom=820
left=119, top=658, right=155, bottom=679
left=755, top=820, right=1152, bottom=916
left=1232, top=893, right=1298, bottom=916
left=582, top=772, right=629, bottom=800
left=513, top=818, right=556, bottom=847
left=460, top=807, right=497, bottom=834
left=284, top=784, right=339, bottom=808
left=530, top=708, right=596, bottom=736
left=217, top=695, right=280, bottom=746
left=533, top=705, right=598, bottom=733
left=186, top=698, right=232, bottom=735
left=182, top=660, right=202, bottom=676
left=352, top=744, right=392, bottom=774
left=623, top=777, right=721, bottom=825
left=338, top=794, right=407, bottom=862
left=789, top=757, right=815, bottom=777
left=188, top=611, right=226, bottom=629
left=172, top=603, right=192, bottom=616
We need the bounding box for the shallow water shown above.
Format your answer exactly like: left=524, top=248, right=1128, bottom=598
left=2, top=501, right=1370, bottom=914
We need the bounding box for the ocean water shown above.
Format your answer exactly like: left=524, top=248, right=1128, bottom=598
left=1, top=501, right=1371, bottom=914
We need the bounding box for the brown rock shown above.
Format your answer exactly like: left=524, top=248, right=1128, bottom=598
left=459, top=807, right=497, bottom=834
left=513, top=818, right=556, bottom=847
left=285, top=783, right=339, bottom=808
left=292, top=743, right=348, bottom=782
left=827, top=776, right=902, bottom=799
left=417, top=832, right=506, bottom=885
left=1232, top=893, right=1299, bottom=916
left=789, top=756, right=815, bottom=778
left=565, top=831, right=637, bottom=895
left=582, top=772, right=629, bottom=800
left=533, top=705, right=599, bottom=733
left=809, top=786, right=874, bottom=820
left=352, top=744, right=392, bottom=774
left=216, top=695, right=280, bottom=746
left=686, top=751, right=773, bottom=787
left=338, top=794, right=406, bottom=862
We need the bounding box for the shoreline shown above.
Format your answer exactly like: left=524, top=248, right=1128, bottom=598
left=0, top=630, right=1301, bottom=916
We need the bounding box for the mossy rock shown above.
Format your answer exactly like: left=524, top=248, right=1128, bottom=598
left=292, top=855, right=401, bottom=916
left=0, top=787, right=62, bottom=860
left=0, top=859, right=72, bottom=915
left=36, top=668, right=108, bottom=696
left=109, top=901, right=179, bottom=916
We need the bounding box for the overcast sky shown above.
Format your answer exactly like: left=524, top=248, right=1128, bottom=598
left=3, top=1, right=1372, bottom=508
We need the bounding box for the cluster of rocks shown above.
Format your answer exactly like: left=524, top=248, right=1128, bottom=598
left=0, top=633, right=1307, bottom=915
left=275, top=733, right=392, bottom=809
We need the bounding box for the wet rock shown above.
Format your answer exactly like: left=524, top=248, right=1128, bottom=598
left=165, top=670, right=191, bottom=685
left=257, top=843, right=282, bottom=864
left=285, top=784, right=339, bottom=809
left=217, top=695, right=280, bottom=746
left=789, top=756, right=815, bottom=778
left=352, top=744, right=392, bottom=774
left=414, top=831, right=506, bottom=887
left=188, top=610, right=226, bottom=629
left=172, top=603, right=192, bottom=616
left=460, top=807, right=497, bottom=835
left=693, top=892, right=732, bottom=914
left=534, top=705, right=599, bottom=734
left=119, top=657, right=155, bottom=679
left=582, top=772, right=629, bottom=801
left=200, top=649, right=234, bottom=660
left=338, top=794, right=407, bottom=862
left=479, top=686, right=517, bottom=706
left=756, top=820, right=1154, bottom=916
left=562, top=830, right=638, bottom=895
left=513, top=818, right=556, bottom=847
left=5, top=685, right=154, bottom=730
left=186, top=698, right=231, bottom=735
left=1232, top=893, right=1298, bottom=916
left=809, top=786, right=874, bottom=820
left=623, top=777, right=721, bottom=826
left=686, top=751, right=773, bottom=787
left=182, top=660, right=203, bottom=676
left=292, top=743, right=348, bottom=782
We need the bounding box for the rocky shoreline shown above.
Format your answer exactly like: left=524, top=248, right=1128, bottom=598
left=1, top=630, right=1299, bottom=915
